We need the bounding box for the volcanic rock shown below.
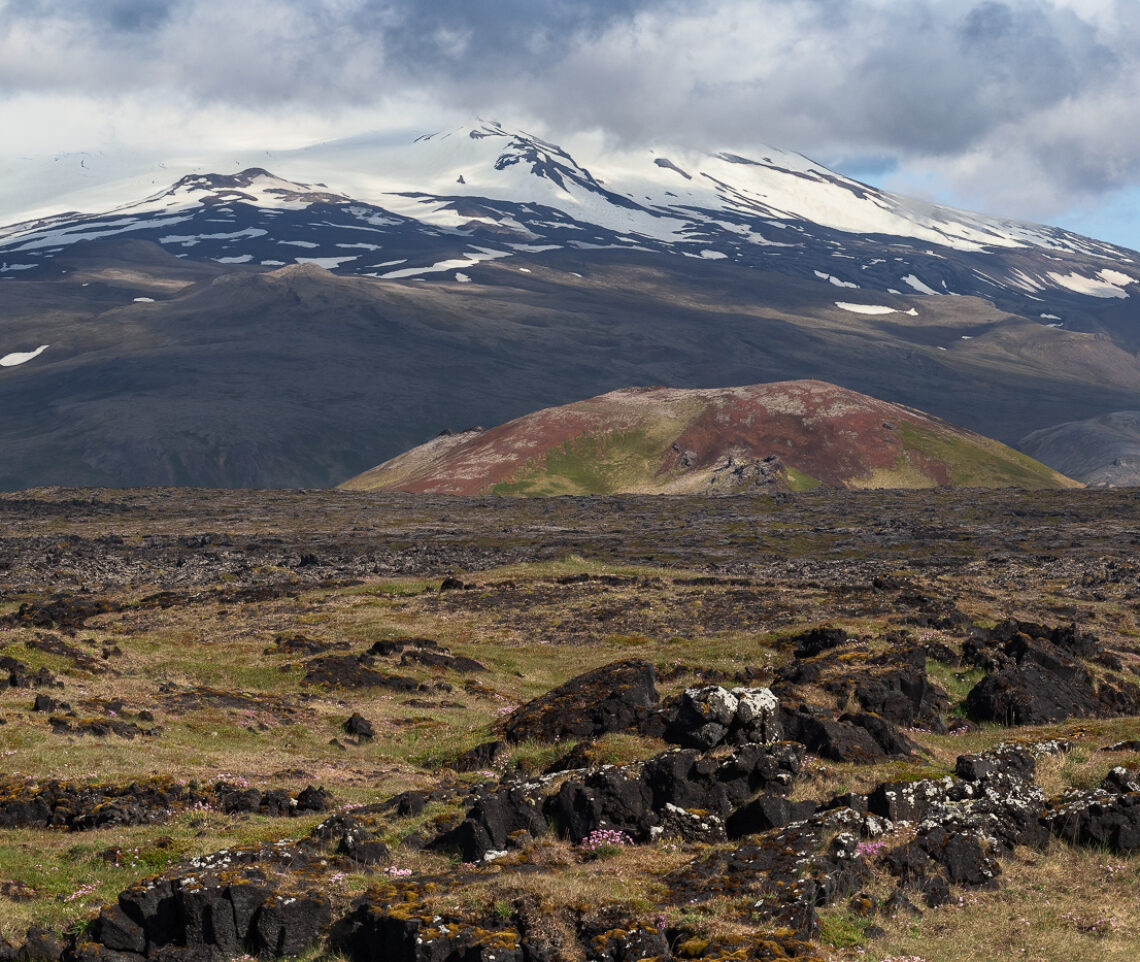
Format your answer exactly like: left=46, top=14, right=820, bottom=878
left=661, top=685, right=781, bottom=750
left=499, top=659, right=659, bottom=743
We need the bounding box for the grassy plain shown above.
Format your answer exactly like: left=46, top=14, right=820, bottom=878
left=0, top=487, right=1137, bottom=960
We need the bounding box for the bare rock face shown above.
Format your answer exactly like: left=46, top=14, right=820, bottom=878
left=662, top=685, right=781, bottom=749
left=1043, top=766, right=1140, bottom=852
left=964, top=621, right=1140, bottom=725
left=431, top=784, right=551, bottom=863
left=0, top=778, right=330, bottom=832
left=83, top=844, right=338, bottom=961
left=663, top=807, right=875, bottom=941
left=499, top=659, right=660, bottom=743
left=779, top=705, right=919, bottom=763
left=544, top=741, right=805, bottom=847
left=699, top=453, right=789, bottom=493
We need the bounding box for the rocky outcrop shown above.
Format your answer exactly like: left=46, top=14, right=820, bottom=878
left=790, top=627, right=850, bottom=660
left=774, top=637, right=951, bottom=735
left=779, top=705, right=920, bottom=763
left=1, top=656, right=61, bottom=690
left=851, top=653, right=949, bottom=732
left=499, top=659, right=660, bottom=743
left=0, top=778, right=330, bottom=831
left=1, top=596, right=121, bottom=632
left=430, top=737, right=806, bottom=862
left=301, top=654, right=419, bottom=691
left=339, top=882, right=822, bottom=962
left=546, top=741, right=804, bottom=848
left=660, top=685, right=781, bottom=750
left=964, top=621, right=1140, bottom=724
left=665, top=807, right=877, bottom=940
left=81, top=846, right=335, bottom=962
left=430, top=784, right=550, bottom=863
left=29, top=741, right=1138, bottom=962
left=724, top=794, right=819, bottom=838
left=1042, top=766, right=1140, bottom=852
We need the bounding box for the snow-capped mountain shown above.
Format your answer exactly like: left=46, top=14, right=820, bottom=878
left=2, top=121, right=1136, bottom=315
left=2, top=120, right=1139, bottom=491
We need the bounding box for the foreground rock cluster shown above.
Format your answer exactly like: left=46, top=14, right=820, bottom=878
left=6, top=653, right=1133, bottom=962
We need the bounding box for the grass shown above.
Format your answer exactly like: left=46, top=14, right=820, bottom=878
left=785, top=466, right=823, bottom=492
left=896, top=421, right=1078, bottom=490
left=924, top=658, right=985, bottom=710
left=492, top=427, right=681, bottom=496
left=0, top=809, right=335, bottom=932
left=862, top=842, right=1140, bottom=962
left=818, top=910, right=877, bottom=950
left=1, top=491, right=1139, bottom=960
left=3, top=560, right=799, bottom=936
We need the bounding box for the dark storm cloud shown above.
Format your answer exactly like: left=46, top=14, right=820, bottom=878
left=0, top=0, right=658, bottom=89
left=1, top=0, right=1138, bottom=219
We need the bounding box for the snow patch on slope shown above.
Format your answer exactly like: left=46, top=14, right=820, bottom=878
left=295, top=256, right=356, bottom=269
left=379, top=247, right=509, bottom=279
left=1047, top=269, right=1134, bottom=299
left=815, top=270, right=858, bottom=289
left=835, top=302, right=918, bottom=316
left=902, top=274, right=941, bottom=295
left=1, top=344, right=49, bottom=367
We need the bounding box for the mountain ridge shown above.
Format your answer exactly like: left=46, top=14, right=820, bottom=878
left=1, top=120, right=1138, bottom=490
left=4, top=121, right=1137, bottom=302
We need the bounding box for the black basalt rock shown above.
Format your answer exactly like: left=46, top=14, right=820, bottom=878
left=725, top=794, right=819, bottom=838
left=792, top=626, right=849, bottom=660
left=343, top=713, right=375, bottom=739
left=1044, top=789, right=1140, bottom=852
left=500, top=659, right=659, bottom=744
left=965, top=662, right=1100, bottom=725
left=432, top=784, right=549, bottom=861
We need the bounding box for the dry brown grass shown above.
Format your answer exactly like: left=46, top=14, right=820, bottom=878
left=854, top=842, right=1140, bottom=962
left=2, top=533, right=1139, bottom=958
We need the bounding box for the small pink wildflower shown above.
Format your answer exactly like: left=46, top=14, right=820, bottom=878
left=578, top=828, right=633, bottom=854
left=65, top=882, right=100, bottom=903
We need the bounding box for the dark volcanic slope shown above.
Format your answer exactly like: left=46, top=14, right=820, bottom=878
left=1021, top=411, right=1140, bottom=487
left=2, top=241, right=1138, bottom=491
left=343, top=380, right=1078, bottom=495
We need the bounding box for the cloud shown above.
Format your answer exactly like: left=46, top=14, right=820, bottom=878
left=2, top=0, right=1140, bottom=226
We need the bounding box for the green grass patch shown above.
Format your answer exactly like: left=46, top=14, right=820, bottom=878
left=925, top=658, right=985, bottom=707
left=897, top=421, right=1078, bottom=489
left=492, top=427, right=675, bottom=496
left=818, top=909, right=876, bottom=949
left=785, top=465, right=823, bottom=491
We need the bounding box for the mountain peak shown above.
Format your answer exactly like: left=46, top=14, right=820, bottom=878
left=2, top=119, right=1136, bottom=326
left=160, top=168, right=349, bottom=209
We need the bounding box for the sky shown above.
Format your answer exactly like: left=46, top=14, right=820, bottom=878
left=2, top=0, right=1140, bottom=250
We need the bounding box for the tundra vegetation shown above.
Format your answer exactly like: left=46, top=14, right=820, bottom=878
left=0, top=486, right=1137, bottom=962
